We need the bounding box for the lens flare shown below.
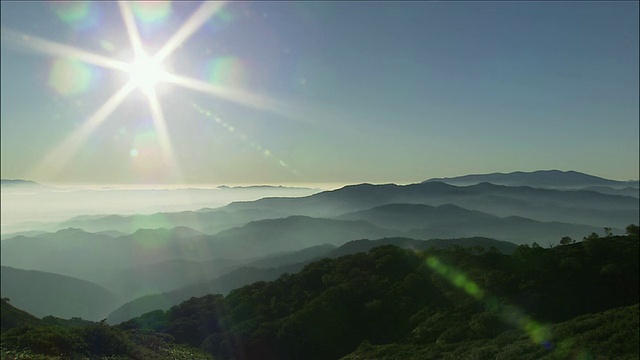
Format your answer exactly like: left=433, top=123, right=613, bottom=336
left=425, top=255, right=553, bottom=348
left=205, top=56, right=244, bottom=87
left=131, top=1, right=171, bottom=23
left=204, top=7, right=235, bottom=34
left=99, top=39, right=116, bottom=53
left=51, top=1, right=99, bottom=30
left=8, top=1, right=302, bottom=184
left=49, top=58, right=93, bottom=96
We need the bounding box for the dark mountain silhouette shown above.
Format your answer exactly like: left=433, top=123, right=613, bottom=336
left=577, top=186, right=639, bottom=198
left=106, top=237, right=518, bottom=324
left=181, top=216, right=398, bottom=260
left=224, top=181, right=638, bottom=228
left=0, top=266, right=120, bottom=321
left=423, top=169, right=639, bottom=189
left=0, top=217, right=395, bottom=288
left=336, top=203, right=497, bottom=231
left=1, top=204, right=614, bottom=297
left=94, top=229, right=128, bottom=237
left=338, top=203, right=607, bottom=244
left=0, top=179, right=43, bottom=188
left=1, top=230, right=48, bottom=241
left=6, top=173, right=636, bottom=235
left=23, top=208, right=289, bottom=235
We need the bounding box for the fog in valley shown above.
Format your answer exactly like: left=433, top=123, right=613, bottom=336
left=1, top=182, right=321, bottom=235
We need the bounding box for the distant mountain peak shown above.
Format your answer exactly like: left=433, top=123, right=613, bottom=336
left=1, top=179, right=40, bottom=186
left=423, top=170, right=638, bottom=190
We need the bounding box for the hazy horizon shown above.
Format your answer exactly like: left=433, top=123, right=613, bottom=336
left=3, top=167, right=640, bottom=189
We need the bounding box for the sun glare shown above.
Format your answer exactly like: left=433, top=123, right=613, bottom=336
left=128, top=52, right=166, bottom=92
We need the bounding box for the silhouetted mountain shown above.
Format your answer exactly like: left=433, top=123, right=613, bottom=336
left=577, top=186, right=639, bottom=198
left=336, top=203, right=607, bottom=244
left=28, top=208, right=289, bottom=235
left=410, top=215, right=605, bottom=245
left=336, top=203, right=496, bottom=231
left=182, top=216, right=398, bottom=260
left=423, top=169, right=639, bottom=189
left=2, top=216, right=385, bottom=299
left=225, top=182, right=638, bottom=228
left=94, top=229, right=128, bottom=237
left=0, top=266, right=120, bottom=321
left=0, top=179, right=42, bottom=188
left=7, top=175, right=636, bottom=235
left=217, top=185, right=316, bottom=190
left=0, top=230, right=48, bottom=241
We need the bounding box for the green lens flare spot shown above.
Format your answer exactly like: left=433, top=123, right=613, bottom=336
left=49, top=58, right=92, bottom=96
left=207, top=57, right=244, bottom=87
left=53, top=1, right=89, bottom=23
left=131, top=1, right=171, bottom=23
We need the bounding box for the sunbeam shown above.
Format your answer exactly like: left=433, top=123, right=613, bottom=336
left=29, top=82, right=136, bottom=180
left=145, top=87, right=178, bottom=172
left=154, top=1, right=225, bottom=63
left=117, top=1, right=145, bottom=58
left=0, top=27, right=130, bottom=73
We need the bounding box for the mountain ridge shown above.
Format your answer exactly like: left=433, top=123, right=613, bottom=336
left=423, top=169, right=639, bottom=189
left=0, top=266, right=120, bottom=321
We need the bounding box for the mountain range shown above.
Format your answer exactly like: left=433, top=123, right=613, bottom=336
left=105, top=236, right=519, bottom=324
left=1, top=169, right=638, bottom=324
left=423, top=169, right=639, bottom=190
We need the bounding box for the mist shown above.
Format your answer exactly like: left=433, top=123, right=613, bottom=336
left=0, top=184, right=321, bottom=234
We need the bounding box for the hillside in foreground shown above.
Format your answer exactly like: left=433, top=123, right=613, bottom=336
left=117, top=233, right=638, bottom=359
left=1, top=230, right=638, bottom=359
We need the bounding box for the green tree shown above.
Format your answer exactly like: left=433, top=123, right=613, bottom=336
left=583, top=232, right=599, bottom=241
left=560, top=237, right=573, bottom=246
left=603, top=227, right=613, bottom=237
left=625, top=224, right=639, bottom=239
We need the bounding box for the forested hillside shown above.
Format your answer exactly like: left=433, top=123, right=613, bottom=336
left=2, top=231, right=637, bottom=359
left=118, top=232, right=638, bottom=359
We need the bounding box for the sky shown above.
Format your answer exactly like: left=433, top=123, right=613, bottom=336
left=1, top=1, right=638, bottom=186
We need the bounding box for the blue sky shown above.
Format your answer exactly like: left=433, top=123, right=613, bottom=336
left=1, top=1, right=638, bottom=185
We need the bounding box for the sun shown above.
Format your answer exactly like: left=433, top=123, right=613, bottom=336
left=127, top=52, right=166, bottom=92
